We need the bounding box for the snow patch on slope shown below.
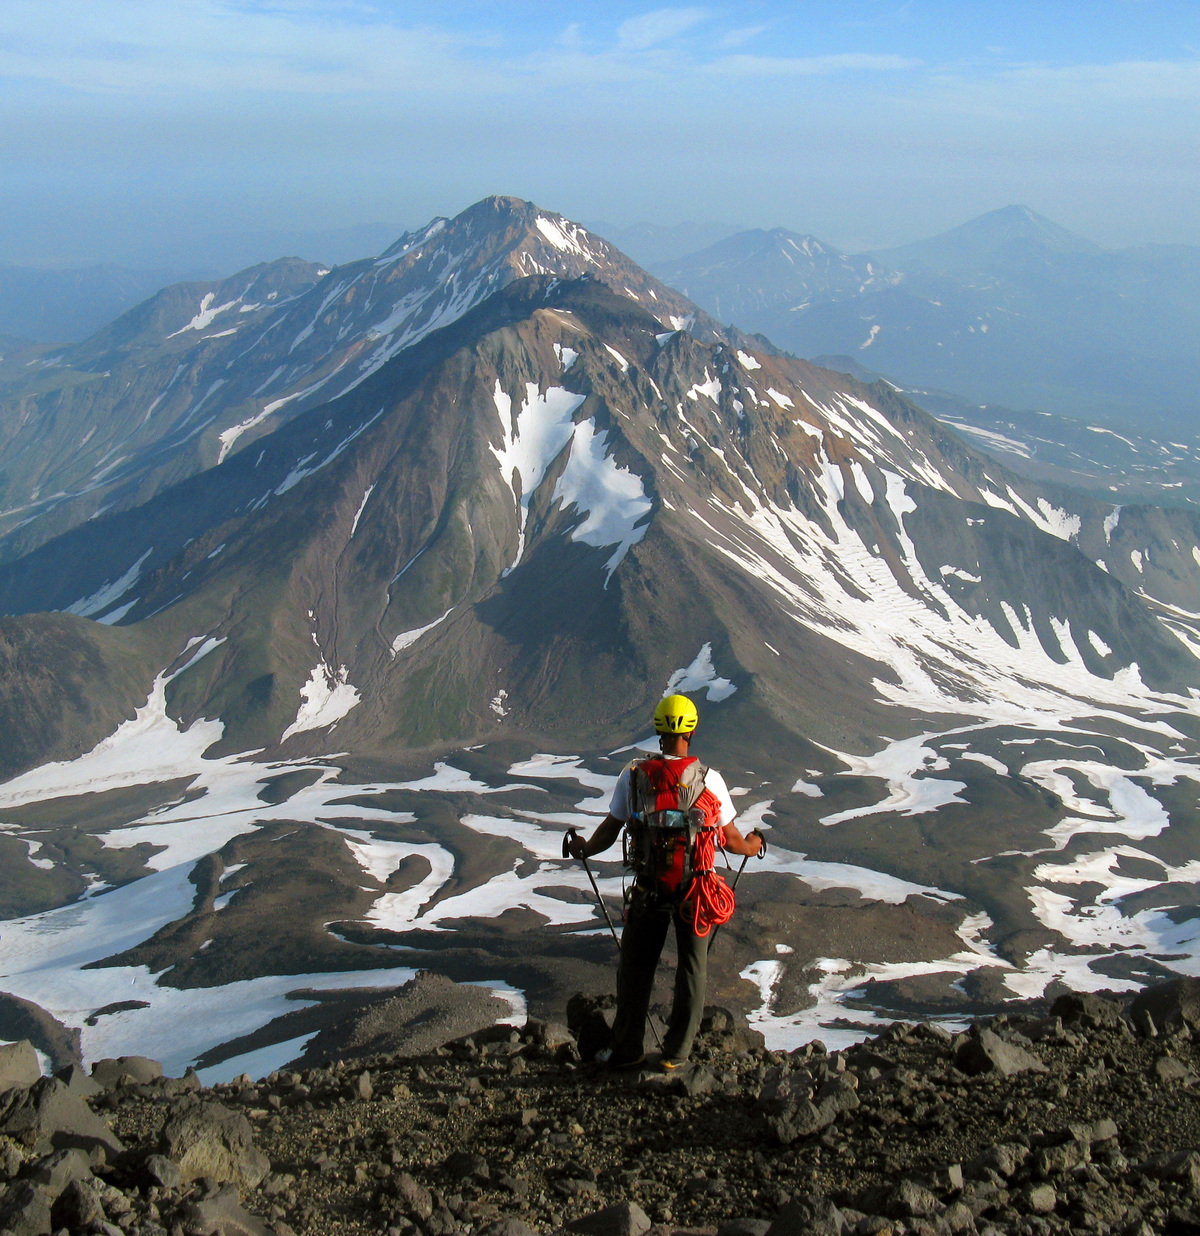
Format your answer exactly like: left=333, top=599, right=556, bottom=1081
left=490, top=381, right=586, bottom=570
left=281, top=662, right=361, bottom=741
left=666, top=643, right=737, bottom=702
left=553, top=420, right=651, bottom=580
left=64, top=548, right=153, bottom=619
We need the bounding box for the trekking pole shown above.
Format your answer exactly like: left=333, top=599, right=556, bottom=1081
left=563, top=827, right=664, bottom=1052
left=562, top=828, right=621, bottom=949
left=706, top=829, right=766, bottom=954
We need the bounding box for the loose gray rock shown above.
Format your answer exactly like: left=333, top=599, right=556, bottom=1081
left=1021, top=1184, right=1057, bottom=1215
left=525, top=1020, right=574, bottom=1051
left=50, top=1175, right=106, bottom=1229
left=178, top=1182, right=271, bottom=1235
left=143, top=1152, right=183, bottom=1189
left=566, top=1200, right=652, bottom=1236
left=968, top=1142, right=1029, bottom=1180
left=956, top=1027, right=1046, bottom=1078
left=1033, top=1138, right=1089, bottom=1178
left=1050, top=992, right=1122, bottom=1030
left=54, top=1063, right=101, bottom=1098
left=394, top=1170, right=433, bottom=1218
left=160, top=1101, right=270, bottom=1189
left=766, top=1193, right=846, bottom=1236
left=0, top=1076, right=124, bottom=1157
left=1154, top=1055, right=1196, bottom=1083
left=477, top=1220, right=542, bottom=1236
left=28, top=1146, right=93, bottom=1198
left=444, top=1149, right=489, bottom=1181
left=718, top=1221, right=772, bottom=1236
left=1140, top=1149, right=1200, bottom=1190
left=886, top=1179, right=941, bottom=1219
left=757, top=1065, right=813, bottom=1111
left=0, top=1040, right=40, bottom=1094
left=565, top=994, right=616, bottom=1062
left=941, top=1201, right=975, bottom=1233
left=91, top=1054, right=163, bottom=1088
left=0, top=1179, right=53, bottom=1236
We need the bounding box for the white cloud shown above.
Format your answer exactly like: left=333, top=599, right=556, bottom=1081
left=717, top=24, right=768, bottom=50
left=616, top=7, right=709, bottom=52
left=710, top=52, right=921, bottom=77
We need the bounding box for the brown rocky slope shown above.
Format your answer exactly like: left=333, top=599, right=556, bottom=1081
left=5, top=978, right=1200, bottom=1236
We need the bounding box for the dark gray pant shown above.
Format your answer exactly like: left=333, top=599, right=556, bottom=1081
left=610, top=886, right=708, bottom=1062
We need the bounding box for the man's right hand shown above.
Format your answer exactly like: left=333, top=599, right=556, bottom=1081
left=567, top=834, right=589, bottom=860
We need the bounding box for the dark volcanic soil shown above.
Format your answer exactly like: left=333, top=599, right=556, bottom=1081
left=6, top=983, right=1200, bottom=1236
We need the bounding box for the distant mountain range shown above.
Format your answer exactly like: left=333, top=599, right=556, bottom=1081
left=657, top=205, right=1200, bottom=429
left=3, top=197, right=1200, bottom=1079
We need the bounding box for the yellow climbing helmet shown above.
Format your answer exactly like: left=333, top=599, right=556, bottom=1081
left=654, top=694, right=699, bottom=734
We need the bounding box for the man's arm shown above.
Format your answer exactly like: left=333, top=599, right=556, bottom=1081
left=720, top=820, right=764, bottom=858
left=567, top=814, right=624, bottom=860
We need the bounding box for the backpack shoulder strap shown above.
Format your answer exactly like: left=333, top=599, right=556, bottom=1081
left=676, top=759, right=709, bottom=811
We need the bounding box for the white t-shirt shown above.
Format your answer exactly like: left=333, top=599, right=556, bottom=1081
left=608, top=759, right=737, bottom=828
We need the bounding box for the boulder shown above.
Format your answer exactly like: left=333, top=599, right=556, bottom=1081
left=757, top=1065, right=813, bottom=1111
left=524, top=1020, right=575, bottom=1051
left=0, top=1041, right=41, bottom=1094
left=444, top=1149, right=489, bottom=1181
left=91, top=1055, right=163, bottom=1088
left=565, top=994, right=616, bottom=1062
left=1033, top=1139, right=1090, bottom=1178
left=177, top=1183, right=271, bottom=1235
left=717, top=1221, right=772, bottom=1236
left=1127, top=978, right=1200, bottom=1036
left=394, top=1170, right=433, bottom=1218
left=968, top=1142, right=1029, bottom=1180
left=766, top=1194, right=846, bottom=1236
left=699, top=1006, right=766, bottom=1052
left=159, top=1102, right=269, bottom=1189
left=143, top=1152, right=183, bottom=1190
left=885, top=1180, right=941, bottom=1220
left=1154, top=1055, right=1196, bottom=1083
left=28, top=1147, right=93, bottom=1198
left=1140, top=1149, right=1200, bottom=1190
left=1049, top=992, right=1123, bottom=1030
left=0, top=1179, right=54, bottom=1236
left=1021, top=1184, right=1057, bottom=1215
left=54, top=1064, right=101, bottom=1098
left=566, top=1201, right=652, bottom=1236
left=955, top=1027, right=1046, bottom=1078
left=49, top=1176, right=106, bottom=1230
left=477, top=1220, right=542, bottom=1236
left=0, top=1076, right=124, bottom=1157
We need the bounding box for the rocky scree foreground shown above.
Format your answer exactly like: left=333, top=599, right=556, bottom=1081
left=5, top=980, right=1200, bottom=1236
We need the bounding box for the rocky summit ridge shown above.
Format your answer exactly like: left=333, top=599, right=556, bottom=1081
left=4, top=977, right=1200, bottom=1236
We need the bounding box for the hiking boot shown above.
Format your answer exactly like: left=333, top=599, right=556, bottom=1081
left=594, top=1047, right=646, bottom=1069
left=658, top=1056, right=689, bottom=1072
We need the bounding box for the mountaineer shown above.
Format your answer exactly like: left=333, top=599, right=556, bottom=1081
left=566, top=693, right=763, bottom=1070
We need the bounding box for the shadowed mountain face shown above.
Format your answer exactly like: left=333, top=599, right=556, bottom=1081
left=656, top=206, right=1200, bottom=430
left=4, top=199, right=1200, bottom=1078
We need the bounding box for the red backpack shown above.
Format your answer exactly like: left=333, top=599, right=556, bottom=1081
left=626, top=755, right=734, bottom=935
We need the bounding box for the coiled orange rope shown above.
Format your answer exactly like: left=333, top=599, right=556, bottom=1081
left=679, top=824, right=735, bottom=937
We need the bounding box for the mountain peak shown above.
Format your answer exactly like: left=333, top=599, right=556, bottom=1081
left=874, top=204, right=1102, bottom=272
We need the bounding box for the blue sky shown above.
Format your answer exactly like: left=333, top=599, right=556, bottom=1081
left=2, top=1, right=1198, bottom=266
